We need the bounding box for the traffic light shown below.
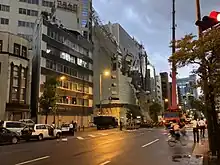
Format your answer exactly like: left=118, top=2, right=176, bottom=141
left=195, top=11, right=220, bottom=32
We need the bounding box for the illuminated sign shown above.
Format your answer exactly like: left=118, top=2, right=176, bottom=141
left=57, top=1, right=78, bottom=12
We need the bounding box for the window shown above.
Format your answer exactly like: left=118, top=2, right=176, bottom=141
left=72, top=83, right=77, bottom=91
left=0, top=18, right=9, bottom=25
left=19, top=0, right=39, bottom=5
left=78, top=98, right=83, bottom=105
left=0, top=40, right=2, bottom=52
left=63, top=81, right=69, bottom=89
left=57, top=63, right=63, bottom=72
left=78, top=84, right=83, bottom=92
left=18, top=21, right=34, bottom=28
left=71, top=98, right=77, bottom=104
left=62, top=96, right=68, bottom=104
left=82, top=11, right=88, bottom=16
left=5, top=122, right=25, bottom=128
left=84, top=87, right=89, bottom=93
left=18, top=8, right=38, bottom=16
left=81, top=19, right=87, bottom=27
left=13, top=66, right=19, bottom=87
left=0, top=4, right=10, bottom=12
left=21, top=68, right=26, bottom=88
left=64, top=66, right=69, bottom=74
left=70, top=69, right=77, bottom=77
left=22, top=46, right=27, bottom=57
left=84, top=99, right=89, bottom=106
left=12, top=87, right=19, bottom=100
left=14, top=43, right=20, bottom=56
left=42, top=0, right=54, bottom=7
left=20, top=88, right=25, bottom=101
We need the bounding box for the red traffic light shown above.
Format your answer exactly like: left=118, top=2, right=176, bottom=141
left=209, top=11, right=220, bottom=21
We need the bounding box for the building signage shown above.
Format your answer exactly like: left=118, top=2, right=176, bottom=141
left=57, top=1, right=78, bottom=13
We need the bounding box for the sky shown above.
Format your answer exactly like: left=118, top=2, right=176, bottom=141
left=93, top=0, right=220, bottom=78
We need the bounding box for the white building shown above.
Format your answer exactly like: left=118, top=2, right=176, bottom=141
left=0, top=0, right=92, bottom=41
left=155, top=75, right=163, bottom=109
left=0, top=31, right=32, bottom=120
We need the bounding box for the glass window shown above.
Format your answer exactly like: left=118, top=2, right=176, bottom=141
left=57, top=63, right=63, bottom=72
left=0, top=40, right=2, bottom=52
left=22, top=46, right=27, bottom=57
left=72, top=83, right=77, bottom=91
left=0, top=18, right=9, bottom=25
left=84, top=87, right=89, bottom=93
left=78, top=84, right=83, bottom=92
left=0, top=4, right=10, bottom=12
left=81, top=19, right=87, bottom=27
left=20, top=88, right=25, bottom=101
left=78, top=98, right=83, bottom=105
left=21, top=68, right=26, bottom=88
left=64, top=66, right=69, bottom=74
left=84, top=99, right=89, bottom=106
left=71, top=98, right=77, bottom=104
left=14, top=43, right=20, bottom=56
left=62, top=96, right=68, bottom=104
left=12, top=87, right=19, bottom=100
left=63, top=81, right=69, bottom=89
left=70, top=69, right=77, bottom=77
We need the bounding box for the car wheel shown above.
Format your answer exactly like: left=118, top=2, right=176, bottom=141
left=38, top=134, right=43, bottom=141
left=56, top=132, right=61, bottom=138
left=12, top=137, right=18, bottom=144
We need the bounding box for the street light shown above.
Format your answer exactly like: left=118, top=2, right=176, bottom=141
left=165, top=98, right=168, bottom=103
left=99, top=69, right=111, bottom=115
left=60, top=76, right=66, bottom=81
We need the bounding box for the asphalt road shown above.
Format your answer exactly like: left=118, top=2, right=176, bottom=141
left=0, top=128, right=194, bottom=165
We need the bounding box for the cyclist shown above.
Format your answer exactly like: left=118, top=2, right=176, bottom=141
left=170, top=120, right=180, bottom=140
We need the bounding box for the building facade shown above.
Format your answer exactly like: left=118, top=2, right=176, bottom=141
left=0, top=31, right=32, bottom=120
left=160, top=72, right=170, bottom=110
left=0, top=0, right=92, bottom=41
left=32, top=16, right=93, bottom=126
left=177, top=74, right=198, bottom=109
left=155, top=75, right=163, bottom=108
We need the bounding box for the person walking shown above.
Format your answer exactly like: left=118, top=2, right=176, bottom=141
left=192, top=118, right=199, bottom=143
left=198, top=117, right=206, bottom=138
left=69, top=121, right=75, bottom=136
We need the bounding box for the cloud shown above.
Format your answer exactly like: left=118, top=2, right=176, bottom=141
left=93, top=0, right=219, bottom=77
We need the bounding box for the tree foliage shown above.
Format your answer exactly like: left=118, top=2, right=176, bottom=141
left=149, top=102, right=162, bottom=122
left=169, top=28, right=220, bottom=96
left=39, top=77, right=58, bottom=124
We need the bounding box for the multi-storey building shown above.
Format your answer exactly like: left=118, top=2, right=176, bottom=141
left=0, top=31, right=32, bottom=120
left=160, top=72, right=170, bottom=110
left=31, top=15, right=93, bottom=126
left=177, top=74, right=198, bottom=109
left=155, top=75, right=163, bottom=108
left=0, top=0, right=92, bottom=41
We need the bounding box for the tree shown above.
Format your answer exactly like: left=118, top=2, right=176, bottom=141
left=169, top=28, right=220, bottom=156
left=39, top=77, right=58, bottom=124
left=149, top=102, right=162, bottom=122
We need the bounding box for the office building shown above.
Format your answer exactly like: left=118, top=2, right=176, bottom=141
left=0, top=31, right=32, bottom=120
left=160, top=72, right=170, bottom=110
left=155, top=75, right=163, bottom=108
left=177, top=74, right=198, bottom=109
left=0, top=0, right=92, bottom=41
left=31, top=15, right=93, bottom=126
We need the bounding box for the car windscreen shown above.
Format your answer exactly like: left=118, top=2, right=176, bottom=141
left=6, top=122, right=25, bottom=128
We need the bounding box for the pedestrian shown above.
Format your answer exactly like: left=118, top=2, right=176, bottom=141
left=192, top=117, right=199, bottom=143
left=120, top=121, right=123, bottom=131
left=69, top=121, right=74, bottom=136
left=198, top=117, right=206, bottom=138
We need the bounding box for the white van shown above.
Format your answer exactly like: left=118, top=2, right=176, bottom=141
left=3, top=121, right=26, bottom=136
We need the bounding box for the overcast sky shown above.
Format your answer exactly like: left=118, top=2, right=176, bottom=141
left=93, top=0, right=220, bottom=78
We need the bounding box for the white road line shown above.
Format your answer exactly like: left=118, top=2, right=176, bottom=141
left=142, top=139, right=159, bottom=148
left=100, top=160, right=111, bottom=165
left=77, top=136, right=84, bottom=140
left=15, top=156, right=50, bottom=165
left=88, top=134, right=96, bottom=138
left=99, top=133, right=108, bottom=136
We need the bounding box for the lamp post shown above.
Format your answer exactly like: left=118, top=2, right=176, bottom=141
left=99, top=70, right=110, bottom=115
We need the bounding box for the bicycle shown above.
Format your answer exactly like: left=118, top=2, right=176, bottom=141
left=168, top=131, right=189, bottom=147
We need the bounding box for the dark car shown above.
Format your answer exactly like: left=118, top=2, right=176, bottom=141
left=0, top=127, right=20, bottom=144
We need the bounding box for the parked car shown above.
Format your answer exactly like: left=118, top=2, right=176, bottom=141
left=0, top=127, right=20, bottom=144
left=21, top=124, right=62, bottom=141
left=2, top=121, right=26, bottom=136
left=19, top=119, right=35, bottom=126
left=61, top=123, right=70, bottom=135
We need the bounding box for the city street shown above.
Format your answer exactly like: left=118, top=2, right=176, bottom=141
left=0, top=128, right=194, bottom=165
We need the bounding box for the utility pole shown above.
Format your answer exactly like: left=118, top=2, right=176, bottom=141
left=170, top=0, right=178, bottom=110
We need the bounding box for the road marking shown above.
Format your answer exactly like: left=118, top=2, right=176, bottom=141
left=77, top=136, right=84, bottom=140
left=100, top=160, right=111, bottom=165
left=99, top=133, right=108, bottom=136
left=15, top=156, right=50, bottom=165
left=142, top=139, right=159, bottom=148
left=88, top=134, right=96, bottom=137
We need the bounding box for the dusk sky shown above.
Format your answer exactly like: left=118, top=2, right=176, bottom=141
left=93, top=0, right=220, bottom=78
